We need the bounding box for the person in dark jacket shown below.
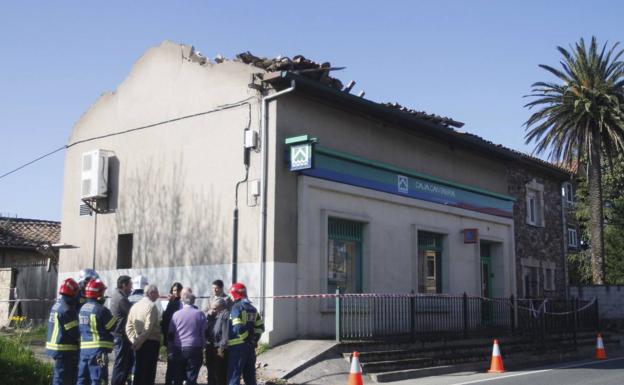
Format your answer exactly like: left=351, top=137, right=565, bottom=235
left=46, top=278, right=80, bottom=385
left=162, top=282, right=183, bottom=385
left=110, top=275, right=133, bottom=385
left=204, top=298, right=230, bottom=385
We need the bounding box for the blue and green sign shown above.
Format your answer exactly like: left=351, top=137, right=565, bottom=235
left=285, top=136, right=514, bottom=218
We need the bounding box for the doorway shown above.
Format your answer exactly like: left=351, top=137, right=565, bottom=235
left=480, top=242, right=493, bottom=323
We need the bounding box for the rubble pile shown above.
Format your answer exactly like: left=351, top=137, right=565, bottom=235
left=235, top=51, right=343, bottom=90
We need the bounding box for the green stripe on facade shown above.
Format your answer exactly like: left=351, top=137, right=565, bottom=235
left=315, top=146, right=515, bottom=202
left=285, top=135, right=310, bottom=144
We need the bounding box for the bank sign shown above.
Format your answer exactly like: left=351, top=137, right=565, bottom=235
left=296, top=146, right=514, bottom=218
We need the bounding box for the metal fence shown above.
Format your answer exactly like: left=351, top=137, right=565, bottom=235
left=336, top=292, right=598, bottom=342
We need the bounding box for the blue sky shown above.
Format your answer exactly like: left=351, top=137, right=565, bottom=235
left=1, top=1, right=622, bottom=221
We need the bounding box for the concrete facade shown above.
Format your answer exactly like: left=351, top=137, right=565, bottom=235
left=59, top=41, right=570, bottom=345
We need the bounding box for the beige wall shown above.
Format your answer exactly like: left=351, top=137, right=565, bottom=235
left=59, top=41, right=264, bottom=282
left=271, top=95, right=509, bottom=267
left=294, top=176, right=515, bottom=337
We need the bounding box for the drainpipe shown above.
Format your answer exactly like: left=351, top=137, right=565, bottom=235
left=259, top=79, right=296, bottom=316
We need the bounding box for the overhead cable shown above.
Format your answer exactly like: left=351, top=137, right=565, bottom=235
left=0, top=97, right=256, bottom=182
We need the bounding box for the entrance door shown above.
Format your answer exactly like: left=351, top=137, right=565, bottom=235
left=480, top=242, right=492, bottom=323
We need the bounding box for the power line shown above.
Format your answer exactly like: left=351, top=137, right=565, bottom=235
left=0, top=97, right=256, bottom=182
left=0, top=145, right=66, bottom=180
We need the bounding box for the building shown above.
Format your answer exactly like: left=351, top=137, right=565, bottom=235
left=508, top=157, right=574, bottom=299
left=58, top=41, right=573, bottom=344
left=0, top=217, right=60, bottom=324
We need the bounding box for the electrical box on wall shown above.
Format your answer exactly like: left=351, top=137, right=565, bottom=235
left=81, top=150, right=110, bottom=200
left=244, top=130, right=258, bottom=149
left=250, top=179, right=261, bottom=197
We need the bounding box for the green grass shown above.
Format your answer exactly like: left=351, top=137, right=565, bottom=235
left=256, top=343, right=270, bottom=356
left=0, top=334, right=52, bottom=385
left=15, top=325, right=47, bottom=345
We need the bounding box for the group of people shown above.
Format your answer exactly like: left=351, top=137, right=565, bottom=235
left=46, top=268, right=264, bottom=385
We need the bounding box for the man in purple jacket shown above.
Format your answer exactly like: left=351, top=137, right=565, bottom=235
left=168, top=289, right=206, bottom=385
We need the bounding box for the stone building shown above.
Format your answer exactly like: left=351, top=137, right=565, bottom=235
left=507, top=163, right=574, bottom=299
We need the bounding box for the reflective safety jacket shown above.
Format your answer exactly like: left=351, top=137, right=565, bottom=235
left=46, top=296, right=79, bottom=358
left=78, top=299, right=116, bottom=355
left=227, top=299, right=264, bottom=347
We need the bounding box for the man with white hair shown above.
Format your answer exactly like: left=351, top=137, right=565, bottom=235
left=126, top=284, right=160, bottom=385
left=168, top=289, right=206, bottom=385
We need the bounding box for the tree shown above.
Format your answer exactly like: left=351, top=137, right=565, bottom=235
left=569, top=154, right=624, bottom=284
left=525, top=37, right=624, bottom=284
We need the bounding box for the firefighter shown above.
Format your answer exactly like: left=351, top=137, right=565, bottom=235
left=78, top=279, right=116, bottom=385
left=77, top=268, right=99, bottom=310
left=46, top=278, right=81, bottom=385
left=226, top=282, right=264, bottom=385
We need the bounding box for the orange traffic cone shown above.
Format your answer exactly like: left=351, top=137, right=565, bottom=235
left=595, top=333, right=607, bottom=360
left=348, top=351, right=364, bottom=385
left=487, top=339, right=505, bottom=373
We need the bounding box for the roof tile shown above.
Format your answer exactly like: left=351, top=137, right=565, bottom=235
left=0, top=217, right=60, bottom=249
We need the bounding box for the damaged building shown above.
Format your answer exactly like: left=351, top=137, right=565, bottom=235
left=58, top=41, right=574, bottom=345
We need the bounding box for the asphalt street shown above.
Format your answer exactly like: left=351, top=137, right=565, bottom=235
left=390, top=356, right=624, bottom=385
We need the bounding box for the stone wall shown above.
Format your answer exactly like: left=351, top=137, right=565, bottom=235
left=508, top=165, right=567, bottom=298
left=0, top=268, right=12, bottom=327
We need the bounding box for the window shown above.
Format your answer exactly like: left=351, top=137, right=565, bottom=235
left=526, top=180, right=544, bottom=227
left=117, top=233, right=133, bottom=269
left=523, top=266, right=539, bottom=298
left=418, top=232, right=443, bottom=294
left=545, top=268, right=554, bottom=291
left=568, top=228, right=578, bottom=248
left=562, top=182, right=574, bottom=205
left=327, top=218, right=363, bottom=294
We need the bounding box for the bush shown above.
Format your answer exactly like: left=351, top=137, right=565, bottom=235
left=0, top=334, right=52, bottom=385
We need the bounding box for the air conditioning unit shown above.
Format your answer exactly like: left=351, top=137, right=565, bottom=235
left=81, top=150, right=110, bottom=200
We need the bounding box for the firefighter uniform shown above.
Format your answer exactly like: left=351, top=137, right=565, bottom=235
left=78, top=298, right=117, bottom=385
left=46, top=295, right=80, bottom=385
left=227, top=298, right=264, bottom=385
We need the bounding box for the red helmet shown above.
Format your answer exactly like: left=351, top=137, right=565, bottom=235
left=229, top=282, right=247, bottom=301
left=85, top=279, right=107, bottom=299
left=59, top=278, right=79, bottom=297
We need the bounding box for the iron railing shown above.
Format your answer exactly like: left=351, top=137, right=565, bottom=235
left=336, top=292, right=598, bottom=342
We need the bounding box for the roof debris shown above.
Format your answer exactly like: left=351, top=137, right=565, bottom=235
left=207, top=49, right=569, bottom=174
left=235, top=51, right=344, bottom=90
left=382, top=102, right=464, bottom=129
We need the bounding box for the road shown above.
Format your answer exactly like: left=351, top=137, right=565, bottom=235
left=390, top=356, right=624, bottom=385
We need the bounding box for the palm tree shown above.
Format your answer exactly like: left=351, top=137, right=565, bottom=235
left=525, top=37, right=624, bottom=284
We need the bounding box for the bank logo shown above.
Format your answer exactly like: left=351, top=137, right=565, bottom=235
left=398, top=175, right=409, bottom=194
left=290, top=144, right=313, bottom=171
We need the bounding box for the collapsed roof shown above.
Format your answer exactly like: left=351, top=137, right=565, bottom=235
left=202, top=49, right=572, bottom=177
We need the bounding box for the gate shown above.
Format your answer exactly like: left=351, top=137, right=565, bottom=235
left=10, top=261, right=58, bottom=324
